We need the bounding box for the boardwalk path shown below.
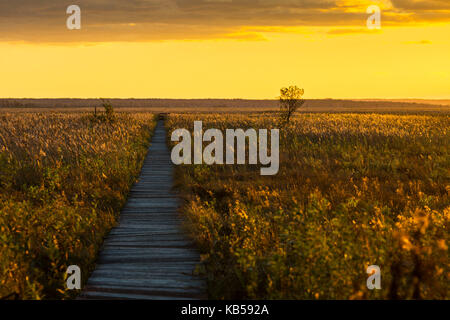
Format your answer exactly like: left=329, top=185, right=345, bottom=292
left=80, top=119, right=205, bottom=299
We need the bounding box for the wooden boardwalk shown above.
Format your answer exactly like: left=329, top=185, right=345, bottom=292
left=80, top=119, right=205, bottom=300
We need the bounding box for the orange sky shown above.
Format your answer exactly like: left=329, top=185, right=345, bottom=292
left=0, top=0, right=449, bottom=99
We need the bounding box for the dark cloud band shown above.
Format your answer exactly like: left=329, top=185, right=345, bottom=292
left=0, top=0, right=448, bottom=42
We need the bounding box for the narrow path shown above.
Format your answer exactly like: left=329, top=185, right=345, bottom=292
left=80, top=119, right=205, bottom=300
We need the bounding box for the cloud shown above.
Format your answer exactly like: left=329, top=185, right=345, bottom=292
left=403, top=39, right=432, bottom=45
left=391, top=0, right=450, bottom=11
left=0, top=0, right=448, bottom=43
left=327, top=28, right=381, bottom=35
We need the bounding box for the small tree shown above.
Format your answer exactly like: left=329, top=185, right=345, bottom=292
left=101, top=99, right=114, bottom=121
left=279, top=85, right=305, bottom=124
left=92, top=99, right=115, bottom=123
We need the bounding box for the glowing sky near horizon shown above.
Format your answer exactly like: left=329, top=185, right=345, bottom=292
left=0, top=0, right=449, bottom=99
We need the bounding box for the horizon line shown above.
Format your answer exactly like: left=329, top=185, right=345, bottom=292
left=1, top=97, right=450, bottom=101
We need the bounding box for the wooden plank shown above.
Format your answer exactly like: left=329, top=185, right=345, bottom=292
left=79, top=119, right=205, bottom=300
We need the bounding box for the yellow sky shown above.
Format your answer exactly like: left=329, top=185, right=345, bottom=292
left=1, top=24, right=449, bottom=99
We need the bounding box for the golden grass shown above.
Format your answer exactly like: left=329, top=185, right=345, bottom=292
left=0, top=112, right=156, bottom=299
left=1, top=98, right=449, bottom=114
left=167, top=113, right=449, bottom=299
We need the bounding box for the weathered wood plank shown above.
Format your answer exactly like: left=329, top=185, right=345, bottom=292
left=79, top=119, right=205, bottom=300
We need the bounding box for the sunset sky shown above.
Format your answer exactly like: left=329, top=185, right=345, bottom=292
left=0, top=0, right=449, bottom=99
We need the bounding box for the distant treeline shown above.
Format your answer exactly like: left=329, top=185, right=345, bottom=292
left=0, top=98, right=278, bottom=109
left=0, top=98, right=448, bottom=113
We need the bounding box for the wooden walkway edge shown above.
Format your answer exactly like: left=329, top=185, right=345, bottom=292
left=79, top=119, right=205, bottom=300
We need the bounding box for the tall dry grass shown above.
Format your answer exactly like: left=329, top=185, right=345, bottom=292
left=167, top=113, right=449, bottom=299
left=0, top=112, right=156, bottom=299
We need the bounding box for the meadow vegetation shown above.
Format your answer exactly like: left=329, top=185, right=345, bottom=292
left=0, top=112, right=156, bottom=299
left=1, top=108, right=448, bottom=300
left=167, top=113, right=449, bottom=299
left=1, top=98, right=449, bottom=114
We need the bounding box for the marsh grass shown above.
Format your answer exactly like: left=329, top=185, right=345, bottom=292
left=167, top=113, right=449, bottom=299
left=0, top=112, right=156, bottom=299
